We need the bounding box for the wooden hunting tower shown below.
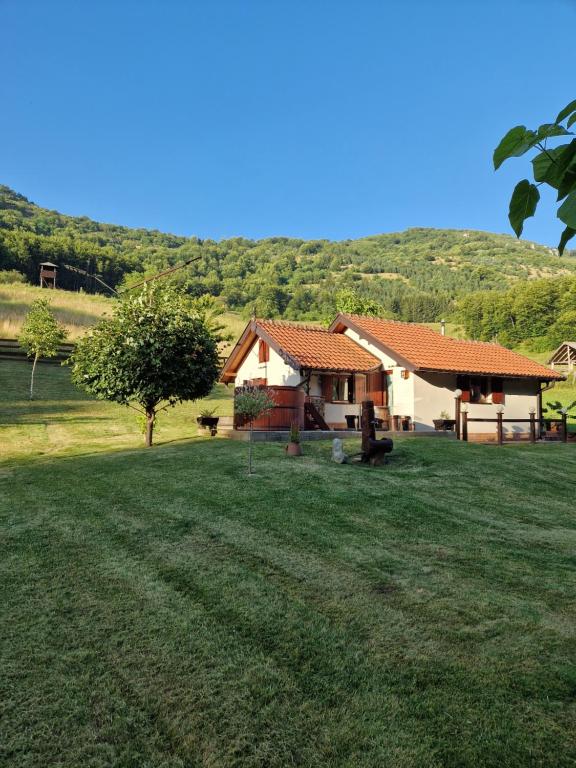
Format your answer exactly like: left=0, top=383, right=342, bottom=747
left=39, top=262, right=58, bottom=288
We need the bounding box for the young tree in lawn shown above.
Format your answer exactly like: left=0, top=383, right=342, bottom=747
left=19, top=299, right=67, bottom=400
left=234, top=386, right=276, bottom=475
left=70, top=286, right=221, bottom=447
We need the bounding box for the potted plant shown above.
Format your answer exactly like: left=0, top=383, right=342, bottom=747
left=197, top=407, right=219, bottom=435
left=286, top=422, right=303, bottom=456
left=433, top=410, right=456, bottom=431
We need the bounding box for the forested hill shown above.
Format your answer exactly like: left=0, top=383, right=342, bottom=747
left=2, top=184, right=576, bottom=322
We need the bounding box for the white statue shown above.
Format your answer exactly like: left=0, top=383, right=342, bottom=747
left=332, top=438, right=348, bottom=464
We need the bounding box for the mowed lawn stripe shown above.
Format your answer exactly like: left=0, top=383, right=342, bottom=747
left=2, top=435, right=576, bottom=766
left=2, top=360, right=576, bottom=766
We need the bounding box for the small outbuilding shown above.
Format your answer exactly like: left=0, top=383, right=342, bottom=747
left=39, top=262, right=58, bottom=288
left=548, top=342, right=576, bottom=374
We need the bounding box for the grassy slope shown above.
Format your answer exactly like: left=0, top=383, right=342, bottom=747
left=0, top=282, right=247, bottom=349
left=1, top=362, right=576, bottom=767
left=0, top=283, right=115, bottom=339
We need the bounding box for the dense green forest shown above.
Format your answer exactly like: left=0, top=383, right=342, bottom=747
left=2, top=184, right=576, bottom=326
left=457, top=276, right=576, bottom=350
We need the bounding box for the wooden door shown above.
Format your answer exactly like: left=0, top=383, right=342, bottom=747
left=366, top=370, right=387, bottom=406
left=354, top=374, right=366, bottom=403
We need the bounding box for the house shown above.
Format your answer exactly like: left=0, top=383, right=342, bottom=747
left=220, top=319, right=382, bottom=430
left=548, top=342, right=576, bottom=374
left=221, top=315, right=564, bottom=439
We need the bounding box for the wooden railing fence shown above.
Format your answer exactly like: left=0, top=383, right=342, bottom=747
left=461, top=411, right=568, bottom=444
left=0, top=338, right=75, bottom=364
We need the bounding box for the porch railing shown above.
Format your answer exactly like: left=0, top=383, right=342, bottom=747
left=461, top=412, right=568, bottom=444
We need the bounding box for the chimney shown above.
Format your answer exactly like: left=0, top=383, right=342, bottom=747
left=440, top=319, right=446, bottom=336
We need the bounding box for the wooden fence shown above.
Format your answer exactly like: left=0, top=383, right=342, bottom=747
left=461, top=411, right=568, bottom=444
left=0, top=338, right=75, bottom=364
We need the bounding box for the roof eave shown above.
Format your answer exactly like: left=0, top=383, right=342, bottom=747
left=415, top=366, right=565, bottom=381
left=299, top=363, right=382, bottom=374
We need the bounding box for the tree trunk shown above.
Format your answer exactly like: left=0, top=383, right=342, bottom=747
left=145, top=407, right=155, bottom=447
left=248, top=422, right=253, bottom=474
left=29, top=353, right=39, bottom=400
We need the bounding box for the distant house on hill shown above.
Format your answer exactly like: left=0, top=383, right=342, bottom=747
left=548, top=342, right=576, bottom=374
left=221, top=315, right=564, bottom=440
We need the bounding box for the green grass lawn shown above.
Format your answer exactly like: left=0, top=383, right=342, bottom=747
left=0, top=360, right=233, bottom=462
left=2, top=361, right=576, bottom=767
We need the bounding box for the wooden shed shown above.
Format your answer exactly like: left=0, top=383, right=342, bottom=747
left=39, top=262, right=58, bottom=288
left=548, top=342, right=576, bottom=373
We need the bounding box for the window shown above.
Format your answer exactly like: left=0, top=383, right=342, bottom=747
left=458, top=375, right=504, bottom=405
left=332, top=376, right=354, bottom=403
left=469, top=377, right=489, bottom=404
left=258, top=340, right=269, bottom=363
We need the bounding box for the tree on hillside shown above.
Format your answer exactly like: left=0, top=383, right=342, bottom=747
left=19, top=299, right=67, bottom=400
left=494, top=98, right=576, bottom=253
left=70, top=287, right=221, bottom=447
left=334, top=288, right=386, bottom=318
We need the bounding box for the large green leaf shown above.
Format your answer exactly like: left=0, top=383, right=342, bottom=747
left=558, top=225, right=576, bottom=255
left=493, top=126, right=538, bottom=170
left=532, top=147, right=565, bottom=187
left=556, top=99, right=576, bottom=124
left=537, top=123, right=571, bottom=139
left=557, top=156, right=576, bottom=201
left=553, top=140, right=576, bottom=200
left=558, top=190, right=576, bottom=229
left=568, top=113, right=576, bottom=129
left=508, top=180, right=540, bottom=237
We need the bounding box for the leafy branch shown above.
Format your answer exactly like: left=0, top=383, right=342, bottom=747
left=494, top=99, right=576, bottom=253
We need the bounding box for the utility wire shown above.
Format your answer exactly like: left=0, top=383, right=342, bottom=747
left=119, top=256, right=203, bottom=294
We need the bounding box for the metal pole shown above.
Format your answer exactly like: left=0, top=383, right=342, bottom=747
left=529, top=412, right=536, bottom=444
left=455, top=396, right=461, bottom=440
left=562, top=413, right=568, bottom=443
left=497, top=412, right=503, bottom=446
left=462, top=410, right=468, bottom=442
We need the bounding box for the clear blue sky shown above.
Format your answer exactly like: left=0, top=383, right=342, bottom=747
left=1, top=0, right=574, bottom=245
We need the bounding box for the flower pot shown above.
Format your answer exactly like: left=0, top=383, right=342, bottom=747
left=286, top=442, right=302, bottom=456
left=433, top=419, right=456, bottom=431
left=197, top=416, right=219, bottom=428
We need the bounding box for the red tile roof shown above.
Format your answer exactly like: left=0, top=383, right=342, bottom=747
left=335, top=314, right=564, bottom=380
left=258, top=319, right=380, bottom=372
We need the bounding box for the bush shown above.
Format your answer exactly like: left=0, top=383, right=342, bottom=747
left=0, top=270, right=26, bottom=284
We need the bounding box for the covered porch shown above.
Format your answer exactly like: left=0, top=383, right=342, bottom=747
left=233, top=368, right=402, bottom=432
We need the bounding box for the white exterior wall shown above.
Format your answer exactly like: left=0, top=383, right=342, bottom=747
left=234, top=341, right=301, bottom=387
left=413, top=372, right=456, bottom=431
left=414, top=373, right=540, bottom=434
left=343, top=327, right=414, bottom=419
